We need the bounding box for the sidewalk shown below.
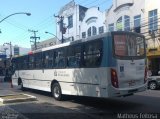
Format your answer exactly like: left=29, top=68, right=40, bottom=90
left=0, top=82, right=37, bottom=104
left=0, top=82, right=21, bottom=96
left=0, top=82, right=35, bottom=119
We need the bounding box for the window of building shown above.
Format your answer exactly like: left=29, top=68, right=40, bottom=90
left=124, top=15, right=130, bottom=31
left=116, top=17, right=123, bottom=31
left=134, top=15, right=141, bottom=33
left=87, top=27, right=91, bottom=37
left=82, top=32, right=86, bottom=38
left=92, top=26, right=97, bottom=35
left=99, top=26, right=104, bottom=34
left=108, top=23, right=114, bottom=32
left=67, top=45, right=81, bottom=68
left=68, top=15, right=73, bottom=28
left=149, top=9, right=158, bottom=31
left=83, top=40, right=103, bottom=67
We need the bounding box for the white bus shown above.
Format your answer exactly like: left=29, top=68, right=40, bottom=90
left=11, top=31, right=147, bottom=100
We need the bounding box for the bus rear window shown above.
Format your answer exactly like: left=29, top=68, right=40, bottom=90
left=113, top=34, right=145, bottom=57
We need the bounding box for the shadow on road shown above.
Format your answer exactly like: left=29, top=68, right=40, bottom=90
left=17, top=88, right=52, bottom=97
left=17, top=88, right=160, bottom=113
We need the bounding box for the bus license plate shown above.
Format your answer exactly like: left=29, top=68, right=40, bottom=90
left=128, top=80, right=136, bottom=86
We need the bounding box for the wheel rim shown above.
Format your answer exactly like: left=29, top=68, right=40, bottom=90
left=54, top=86, right=60, bottom=98
left=150, top=83, right=156, bottom=89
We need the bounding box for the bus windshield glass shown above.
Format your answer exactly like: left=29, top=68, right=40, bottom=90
left=113, top=33, right=145, bottom=57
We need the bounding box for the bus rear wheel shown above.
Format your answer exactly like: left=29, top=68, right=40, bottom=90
left=51, top=83, right=63, bottom=101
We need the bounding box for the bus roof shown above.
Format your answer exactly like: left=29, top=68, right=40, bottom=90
left=13, top=31, right=143, bottom=56
left=40, top=32, right=110, bottom=52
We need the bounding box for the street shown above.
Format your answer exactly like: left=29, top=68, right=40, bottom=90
left=0, top=0, right=160, bottom=118
left=0, top=83, right=160, bottom=119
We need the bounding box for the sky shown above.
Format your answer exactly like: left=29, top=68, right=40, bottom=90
left=0, top=0, right=112, bottom=48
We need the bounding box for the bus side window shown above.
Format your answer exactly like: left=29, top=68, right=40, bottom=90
left=83, top=40, right=102, bottom=67
left=35, top=53, right=42, bottom=69
left=43, top=52, right=47, bottom=68
left=29, top=54, right=35, bottom=69
left=67, top=45, right=81, bottom=68
left=24, top=55, right=29, bottom=69
left=54, top=48, right=66, bottom=68
left=12, top=58, right=19, bottom=70
left=43, top=50, right=54, bottom=69
left=18, top=56, right=26, bottom=70
left=49, top=50, right=54, bottom=68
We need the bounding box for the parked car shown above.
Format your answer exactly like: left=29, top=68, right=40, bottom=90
left=147, top=76, right=160, bottom=90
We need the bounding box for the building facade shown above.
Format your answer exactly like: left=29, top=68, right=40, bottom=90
left=80, top=7, right=106, bottom=39
left=105, top=0, right=160, bottom=48
left=105, top=0, right=160, bottom=76
left=31, top=38, right=56, bottom=51
left=56, top=1, right=80, bottom=43
left=56, top=0, right=106, bottom=43
left=0, top=45, right=31, bottom=59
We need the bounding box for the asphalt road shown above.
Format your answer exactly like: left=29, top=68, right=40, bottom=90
left=1, top=86, right=160, bottom=119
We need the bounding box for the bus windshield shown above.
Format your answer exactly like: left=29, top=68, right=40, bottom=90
left=113, top=33, right=145, bottom=57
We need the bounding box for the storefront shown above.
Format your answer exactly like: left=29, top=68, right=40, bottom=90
left=147, top=47, right=160, bottom=76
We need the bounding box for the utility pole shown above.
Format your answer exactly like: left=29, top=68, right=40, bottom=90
left=28, top=30, right=40, bottom=50
left=54, top=15, right=65, bottom=43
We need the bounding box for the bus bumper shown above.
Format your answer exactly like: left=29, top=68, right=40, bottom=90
left=108, top=83, right=147, bottom=97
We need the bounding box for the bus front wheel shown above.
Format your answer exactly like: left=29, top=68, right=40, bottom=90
left=51, top=83, right=63, bottom=101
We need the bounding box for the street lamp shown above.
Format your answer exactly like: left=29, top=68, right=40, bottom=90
left=0, top=12, right=31, bottom=59
left=0, top=12, right=31, bottom=23
left=45, top=31, right=61, bottom=42
left=0, top=12, right=31, bottom=82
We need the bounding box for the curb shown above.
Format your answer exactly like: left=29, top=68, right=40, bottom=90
left=0, top=93, right=37, bottom=104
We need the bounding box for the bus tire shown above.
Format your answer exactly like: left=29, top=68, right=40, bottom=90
left=51, top=83, right=63, bottom=101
